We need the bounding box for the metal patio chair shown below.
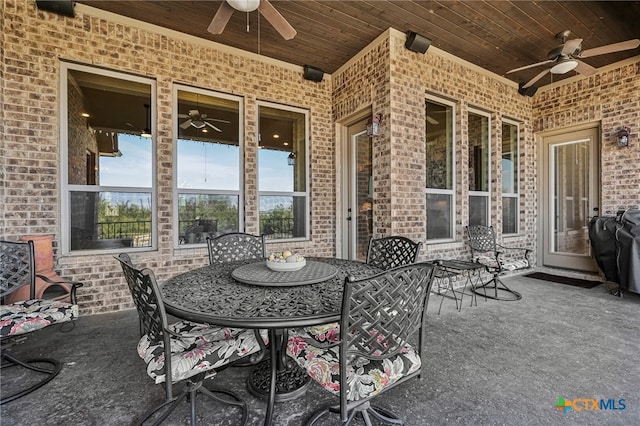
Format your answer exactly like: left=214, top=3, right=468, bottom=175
left=115, top=253, right=267, bottom=425
left=465, top=225, right=532, bottom=301
left=366, top=235, right=422, bottom=270
left=206, top=232, right=266, bottom=265
left=1, top=240, right=83, bottom=405
left=287, top=262, right=437, bottom=425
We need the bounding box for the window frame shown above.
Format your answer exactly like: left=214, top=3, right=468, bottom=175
left=425, top=95, right=456, bottom=243
left=501, top=118, right=520, bottom=235
left=60, top=61, right=157, bottom=255
left=172, top=85, right=244, bottom=247
left=257, top=100, right=310, bottom=242
left=467, top=107, right=491, bottom=227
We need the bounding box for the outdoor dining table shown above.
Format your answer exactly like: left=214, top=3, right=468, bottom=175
left=161, top=257, right=382, bottom=426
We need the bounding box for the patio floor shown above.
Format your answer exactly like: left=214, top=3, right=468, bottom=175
left=1, top=274, right=639, bottom=425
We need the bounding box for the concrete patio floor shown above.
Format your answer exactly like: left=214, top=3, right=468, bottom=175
left=1, top=274, right=639, bottom=425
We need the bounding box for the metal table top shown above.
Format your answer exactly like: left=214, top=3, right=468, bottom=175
left=161, top=257, right=380, bottom=329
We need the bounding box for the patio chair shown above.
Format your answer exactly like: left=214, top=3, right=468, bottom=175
left=115, top=253, right=267, bottom=425
left=1, top=240, right=83, bottom=405
left=465, top=225, right=531, bottom=301
left=366, top=235, right=422, bottom=270
left=206, top=232, right=266, bottom=264
left=286, top=262, right=437, bottom=425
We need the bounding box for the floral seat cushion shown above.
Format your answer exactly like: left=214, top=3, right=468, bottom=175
left=286, top=325, right=421, bottom=402
left=476, top=256, right=529, bottom=271
left=138, top=321, right=267, bottom=384
left=0, top=299, right=78, bottom=339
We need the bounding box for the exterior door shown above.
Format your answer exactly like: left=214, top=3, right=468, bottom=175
left=541, top=127, right=599, bottom=271
left=343, top=119, right=373, bottom=261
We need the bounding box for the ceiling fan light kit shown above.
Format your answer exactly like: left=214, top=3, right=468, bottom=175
left=550, top=59, right=578, bottom=74
left=227, top=0, right=260, bottom=12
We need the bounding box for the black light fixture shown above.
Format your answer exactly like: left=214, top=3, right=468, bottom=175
left=141, top=104, right=152, bottom=138
left=617, top=127, right=630, bottom=147
left=303, top=65, right=324, bottom=83
left=287, top=152, right=296, bottom=166
left=405, top=30, right=431, bottom=54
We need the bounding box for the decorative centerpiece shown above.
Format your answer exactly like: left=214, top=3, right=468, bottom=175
left=266, top=250, right=306, bottom=272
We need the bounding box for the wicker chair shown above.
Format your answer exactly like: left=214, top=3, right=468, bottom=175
left=1, top=240, right=83, bottom=405
left=115, top=253, right=267, bottom=425
left=366, top=236, right=422, bottom=270
left=287, top=262, right=437, bottom=425
left=206, top=232, right=266, bottom=265
left=465, top=225, right=532, bottom=301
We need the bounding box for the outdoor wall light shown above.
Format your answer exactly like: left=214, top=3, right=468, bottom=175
left=617, top=127, right=630, bottom=147
left=287, top=152, right=296, bottom=166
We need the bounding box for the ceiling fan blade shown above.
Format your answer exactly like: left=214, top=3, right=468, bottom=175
left=522, top=68, right=550, bottom=89
left=177, top=113, right=190, bottom=118
left=580, top=39, right=640, bottom=58
left=207, top=1, right=235, bottom=35
left=561, top=38, right=582, bottom=56
left=204, top=121, right=222, bottom=132
left=506, top=59, right=553, bottom=74
left=426, top=115, right=439, bottom=125
left=205, top=118, right=231, bottom=123
left=180, top=119, right=192, bottom=129
left=259, top=0, right=297, bottom=40
left=574, top=59, right=597, bottom=76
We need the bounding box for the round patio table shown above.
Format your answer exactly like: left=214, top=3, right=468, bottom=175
left=161, top=257, right=380, bottom=426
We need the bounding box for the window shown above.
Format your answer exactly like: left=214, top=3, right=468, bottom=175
left=174, top=86, right=242, bottom=245
left=62, top=63, right=156, bottom=253
left=502, top=120, right=520, bottom=234
left=425, top=98, right=455, bottom=241
left=468, top=109, right=491, bottom=226
left=258, top=102, right=309, bottom=240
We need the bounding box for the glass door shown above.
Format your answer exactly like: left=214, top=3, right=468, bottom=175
left=345, top=119, right=373, bottom=261
left=542, top=127, right=599, bottom=271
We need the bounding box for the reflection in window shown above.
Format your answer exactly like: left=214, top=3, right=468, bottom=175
left=426, top=98, right=454, bottom=241
left=468, top=110, right=490, bottom=226
left=63, top=63, right=155, bottom=252
left=502, top=120, right=519, bottom=234
left=258, top=103, right=308, bottom=240
left=175, top=87, right=241, bottom=245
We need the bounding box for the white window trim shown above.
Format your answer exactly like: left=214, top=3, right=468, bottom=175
left=425, top=95, right=456, bottom=243
left=257, top=100, right=310, bottom=242
left=468, top=107, right=491, bottom=227
left=60, top=61, right=157, bottom=254
left=502, top=118, right=520, bottom=235
left=172, top=85, right=244, bottom=248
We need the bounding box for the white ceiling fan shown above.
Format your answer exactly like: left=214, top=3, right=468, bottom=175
left=178, top=110, right=230, bottom=132
left=207, top=0, right=296, bottom=40
left=508, top=30, right=640, bottom=89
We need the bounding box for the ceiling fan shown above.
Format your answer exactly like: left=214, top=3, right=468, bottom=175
left=207, top=0, right=296, bottom=40
left=507, top=30, right=640, bottom=89
left=178, top=110, right=230, bottom=132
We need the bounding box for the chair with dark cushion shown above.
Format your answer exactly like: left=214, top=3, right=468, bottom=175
left=287, top=262, right=437, bottom=425
left=1, top=240, right=83, bottom=405
left=366, top=235, right=422, bottom=270
left=206, top=232, right=266, bottom=265
left=115, top=253, right=267, bottom=425
left=465, top=225, right=532, bottom=301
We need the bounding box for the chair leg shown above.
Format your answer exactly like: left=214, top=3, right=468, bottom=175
left=473, top=274, right=522, bottom=301
left=1, top=350, right=62, bottom=405
left=306, top=402, right=404, bottom=426
left=136, top=378, right=248, bottom=426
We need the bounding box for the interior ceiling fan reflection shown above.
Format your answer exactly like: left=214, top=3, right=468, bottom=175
left=178, top=110, right=230, bottom=132
left=508, top=30, right=640, bottom=89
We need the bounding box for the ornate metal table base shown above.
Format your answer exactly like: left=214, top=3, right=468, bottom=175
left=246, top=358, right=311, bottom=402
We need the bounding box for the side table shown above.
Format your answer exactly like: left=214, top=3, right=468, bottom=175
left=433, top=259, right=486, bottom=314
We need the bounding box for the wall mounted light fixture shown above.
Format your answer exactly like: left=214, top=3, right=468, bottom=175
left=617, top=127, right=630, bottom=147
left=366, top=113, right=382, bottom=136
left=287, top=152, right=296, bottom=166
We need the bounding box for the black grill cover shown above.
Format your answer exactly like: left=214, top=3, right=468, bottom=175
left=588, top=215, right=621, bottom=283
left=616, top=209, right=640, bottom=294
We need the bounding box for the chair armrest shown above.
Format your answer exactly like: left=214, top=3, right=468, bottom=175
left=36, top=274, right=84, bottom=305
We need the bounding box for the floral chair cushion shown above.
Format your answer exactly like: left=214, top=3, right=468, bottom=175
left=138, top=321, right=267, bottom=385
left=0, top=299, right=78, bottom=339
left=476, top=256, right=529, bottom=271
left=286, top=328, right=421, bottom=402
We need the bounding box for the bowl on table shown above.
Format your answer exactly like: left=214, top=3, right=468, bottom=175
left=266, top=252, right=306, bottom=272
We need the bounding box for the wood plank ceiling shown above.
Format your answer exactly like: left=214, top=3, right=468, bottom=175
left=79, top=1, right=640, bottom=88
